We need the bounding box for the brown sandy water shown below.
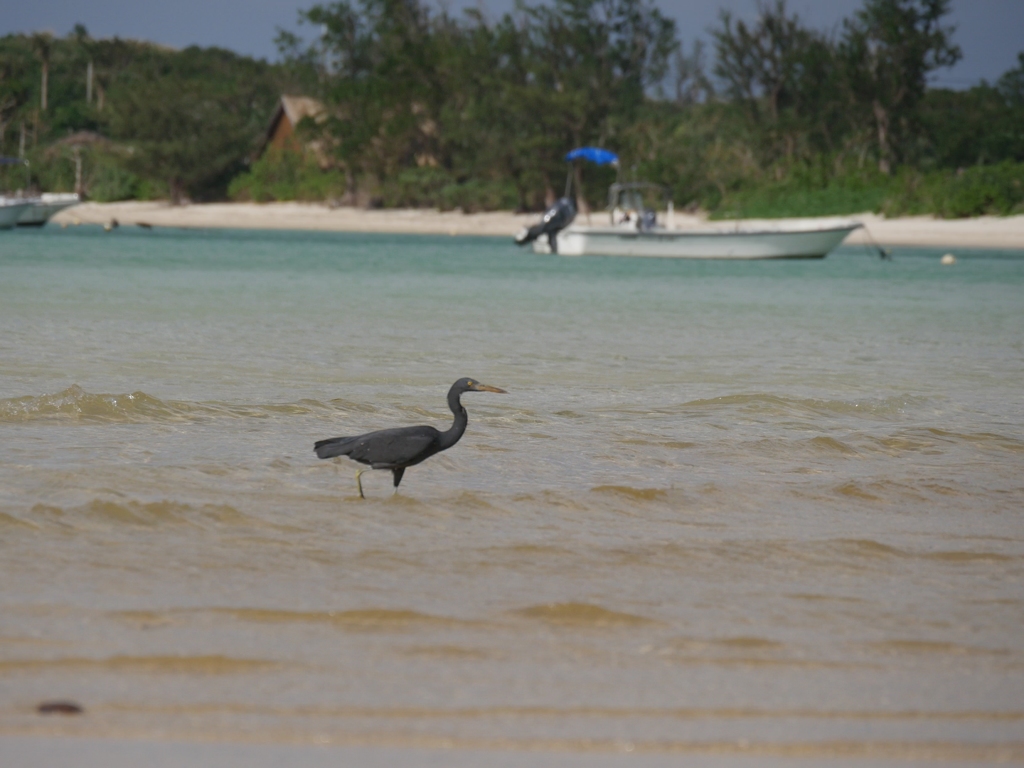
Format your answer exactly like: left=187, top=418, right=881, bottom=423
left=1, top=227, right=1023, bottom=762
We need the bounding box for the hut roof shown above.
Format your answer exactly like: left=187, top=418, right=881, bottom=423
left=52, top=131, right=112, bottom=148
left=259, top=95, right=327, bottom=156
left=279, top=95, right=325, bottom=127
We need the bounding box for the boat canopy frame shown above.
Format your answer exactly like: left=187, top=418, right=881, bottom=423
left=608, top=181, right=675, bottom=229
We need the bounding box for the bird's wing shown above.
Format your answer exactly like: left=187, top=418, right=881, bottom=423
left=344, top=426, right=441, bottom=468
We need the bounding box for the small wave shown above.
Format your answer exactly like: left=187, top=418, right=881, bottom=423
left=0, top=385, right=335, bottom=425
left=787, top=593, right=866, bottom=604
left=924, top=428, right=1024, bottom=454
left=921, top=550, right=1015, bottom=563
left=834, top=538, right=911, bottom=557
left=869, top=429, right=1024, bottom=457
left=616, top=438, right=696, bottom=450
left=0, top=385, right=189, bottom=424
left=511, top=602, right=660, bottom=628
left=748, top=435, right=860, bottom=461
left=112, top=606, right=471, bottom=631
left=808, top=436, right=859, bottom=456
left=683, top=393, right=923, bottom=420
left=110, top=611, right=180, bottom=629
left=591, top=485, right=667, bottom=501
left=216, top=607, right=467, bottom=631
left=830, top=539, right=1018, bottom=565
left=29, top=500, right=248, bottom=529
left=834, top=482, right=885, bottom=501
left=401, top=645, right=495, bottom=659
left=714, top=636, right=786, bottom=650
left=863, top=640, right=1009, bottom=656
left=0, top=511, right=38, bottom=530
left=654, top=637, right=856, bottom=668
left=0, top=655, right=278, bottom=675
left=669, top=636, right=787, bottom=653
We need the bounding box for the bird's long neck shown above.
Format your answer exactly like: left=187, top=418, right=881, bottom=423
left=437, top=387, right=468, bottom=451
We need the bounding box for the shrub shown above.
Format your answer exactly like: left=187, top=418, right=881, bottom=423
left=88, top=162, right=143, bottom=202
left=378, top=167, right=455, bottom=207
left=228, top=148, right=347, bottom=202
left=438, top=179, right=519, bottom=212
left=882, top=162, right=1024, bottom=218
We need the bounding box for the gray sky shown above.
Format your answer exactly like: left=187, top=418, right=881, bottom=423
left=2, top=0, right=1021, bottom=88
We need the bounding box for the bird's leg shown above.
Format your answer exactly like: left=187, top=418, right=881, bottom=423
left=355, top=469, right=367, bottom=499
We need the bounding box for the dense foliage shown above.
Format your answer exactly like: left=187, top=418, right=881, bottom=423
left=2, top=0, right=1023, bottom=216
left=0, top=28, right=308, bottom=200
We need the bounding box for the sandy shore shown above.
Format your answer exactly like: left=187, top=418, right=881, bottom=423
left=51, top=201, right=1024, bottom=249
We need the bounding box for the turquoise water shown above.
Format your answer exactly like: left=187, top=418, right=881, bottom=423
left=1, top=225, right=1023, bottom=760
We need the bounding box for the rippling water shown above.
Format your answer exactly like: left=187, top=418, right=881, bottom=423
left=1, top=226, right=1023, bottom=762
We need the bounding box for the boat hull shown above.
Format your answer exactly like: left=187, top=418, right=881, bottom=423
left=538, top=220, right=862, bottom=259
left=17, top=193, right=80, bottom=226
left=0, top=201, right=34, bottom=230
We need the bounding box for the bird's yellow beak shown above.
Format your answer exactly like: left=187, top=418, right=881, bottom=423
left=473, top=383, right=507, bottom=393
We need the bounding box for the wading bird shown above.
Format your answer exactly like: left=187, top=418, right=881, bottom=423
left=314, top=378, right=507, bottom=498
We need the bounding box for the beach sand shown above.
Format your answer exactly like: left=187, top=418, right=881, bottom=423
left=50, top=201, right=1024, bottom=249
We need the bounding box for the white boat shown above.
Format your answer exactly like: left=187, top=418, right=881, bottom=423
left=535, top=215, right=863, bottom=260
left=0, top=198, right=34, bottom=230
left=515, top=148, right=862, bottom=260
left=1, top=155, right=80, bottom=227
left=17, top=193, right=81, bottom=227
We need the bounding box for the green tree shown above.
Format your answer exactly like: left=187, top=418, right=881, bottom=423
left=103, top=46, right=285, bottom=201
left=0, top=42, right=32, bottom=154
left=712, top=0, right=843, bottom=164
left=840, top=0, right=961, bottom=173
left=30, top=32, right=52, bottom=112
left=997, top=51, right=1024, bottom=106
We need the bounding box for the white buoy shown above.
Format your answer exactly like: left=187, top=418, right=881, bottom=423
left=941, top=253, right=956, bottom=265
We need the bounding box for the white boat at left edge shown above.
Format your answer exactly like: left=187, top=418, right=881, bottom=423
left=1, top=155, right=80, bottom=228
left=0, top=198, right=34, bottom=229
left=17, top=193, right=81, bottom=226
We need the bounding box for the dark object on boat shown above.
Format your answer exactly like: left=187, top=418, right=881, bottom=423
left=37, top=701, right=84, bottom=715
left=314, top=377, right=507, bottom=498
left=514, top=197, right=576, bottom=252
left=137, top=222, right=153, bottom=229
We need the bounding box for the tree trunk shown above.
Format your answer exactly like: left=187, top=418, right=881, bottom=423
left=872, top=98, right=891, bottom=175
left=41, top=61, right=48, bottom=111
left=73, top=147, right=83, bottom=195
left=86, top=61, right=93, bottom=104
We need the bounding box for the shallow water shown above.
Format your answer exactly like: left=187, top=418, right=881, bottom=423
left=1, top=226, right=1023, bottom=761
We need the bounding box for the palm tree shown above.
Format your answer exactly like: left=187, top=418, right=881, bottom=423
left=72, top=24, right=95, bottom=105
left=31, top=32, right=54, bottom=112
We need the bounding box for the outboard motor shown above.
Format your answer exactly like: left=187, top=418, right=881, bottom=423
left=514, top=197, right=576, bottom=252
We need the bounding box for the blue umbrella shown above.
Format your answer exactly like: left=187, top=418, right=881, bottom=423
left=564, top=147, right=619, bottom=166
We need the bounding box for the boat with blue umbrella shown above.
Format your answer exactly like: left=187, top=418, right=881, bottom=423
left=515, top=147, right=862, bottom=259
